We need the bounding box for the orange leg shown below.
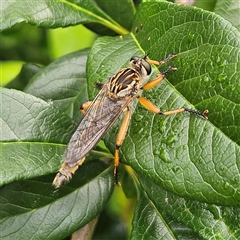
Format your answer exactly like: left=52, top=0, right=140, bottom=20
left=80, top=101, right=92, bottom=114
left=80, top=97, right=104, bottom=115
left=141, top=56, right=208, bottom=119
left=80, top=82, right=104, bottom=114
left=114, top=107, right=131, bottom=186
left=143, top=54, right=176, bottom=90
left=138, top=96, right=208, bottom=119
left=142, top=66, right=177, bottom=90
left=146, top=53, right=177, bottom=66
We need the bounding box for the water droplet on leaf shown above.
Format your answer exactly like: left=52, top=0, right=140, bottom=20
left=217, top=74, right=227, bottom=82
left=188, top=33, right=195, bottom=42
left=160, top=149, right=172, bottom=163
left=203, top=76, right=209, bottom=82
left=172, top=166, right=181, bottom=173
left=134, top=114, right=143, bottom=122
left=216, top=56, right=221, bottom=64
left=224, top=181, right=230, bottom=189
left=159, top=120, right=165, bottom=133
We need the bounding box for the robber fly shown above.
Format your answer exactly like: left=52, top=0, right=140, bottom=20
left=53, top=54, right=208, bottom=188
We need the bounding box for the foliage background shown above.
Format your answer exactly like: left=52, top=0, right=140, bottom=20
left=1, top=0, right=240, bottom=239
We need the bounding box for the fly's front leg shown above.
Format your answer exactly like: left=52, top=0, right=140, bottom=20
left=114, top=107, right=131, bottom=186
left=143, top=54, right=177, bottom=90
left=94, top=82, right=104, bottom=88
left=141, top=66, right=177, bottom=90
left=146, top=54, right=177, bottom=66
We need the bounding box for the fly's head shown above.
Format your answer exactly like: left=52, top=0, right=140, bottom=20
left=130, top=56, right=152, bottom=78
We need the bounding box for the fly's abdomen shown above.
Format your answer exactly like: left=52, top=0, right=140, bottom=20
left=53, top=157, right=85, bottom=188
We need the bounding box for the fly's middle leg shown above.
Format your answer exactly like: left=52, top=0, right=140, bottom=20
left=80, top=83, right=104, bottom=114
left=114, top=107, right=131, bottom=186
left=138, top=96, right=208, bottom=119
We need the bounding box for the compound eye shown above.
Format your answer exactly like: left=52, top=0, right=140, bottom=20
left=142, top=59, right=151, bottom=75
left=130, top=56, right=139, bottom=62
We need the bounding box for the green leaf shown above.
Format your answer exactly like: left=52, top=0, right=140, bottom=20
left=0, top=142, right=64, bottom=186
left=131, top=176, right=240, bottom=239
left=131, top=189, right=177, bottom=240
left=214, top=0, right=240, bottom=30
left=0, top=50, right=92, bottom=186
left=95, top=0, right=135, bottom=30
left=0, top=0, right=128, bottom=35
left=5, top=63, right=42, bottom=90
left=0, top=161, right=114, bottom=240
left=131, top=189, right=203, bottom=239
left=0, top=87, right=73, bottom=186
left=87, top=2, right=240, bottom=206
left=1, top=1, right=240, bottom=239
left=25, top=49, right=89, bottom=122
left=0, top=22, right=51, bottom=66
left=194, top=0, right=216, bottom=11
left=84, top=0, right=135, bottom=35
left=0, top=88, right=74, bottom=143
left=48, top=25, right=95, bottom=59
left=0, top=61, right=24, bottom=87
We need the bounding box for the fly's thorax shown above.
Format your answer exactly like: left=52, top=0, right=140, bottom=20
left=107, top=68, right=142, bottom=100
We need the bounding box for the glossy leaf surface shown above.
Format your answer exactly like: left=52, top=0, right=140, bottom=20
left=1, top=1, right=239, bottom=239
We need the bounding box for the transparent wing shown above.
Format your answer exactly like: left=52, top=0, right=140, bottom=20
left=64, top=84, right=132, bottom=167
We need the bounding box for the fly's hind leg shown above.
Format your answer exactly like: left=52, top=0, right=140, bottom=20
left=80, top=101, right=92, bottom=114
left=114, top=107, right=131, bottom=186
left=53, top=157, right=85, bottom=188
left=80, top=83, right=103, bottom=114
